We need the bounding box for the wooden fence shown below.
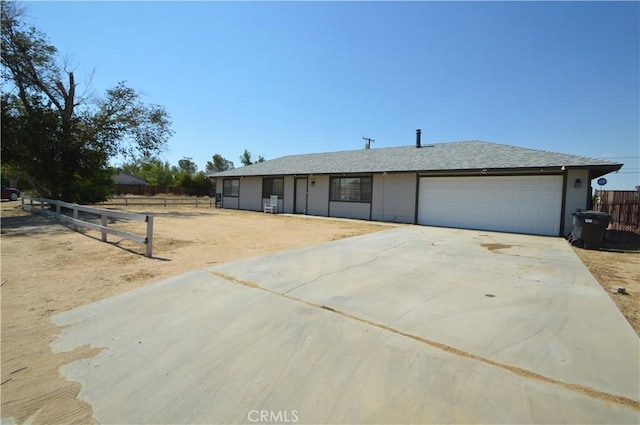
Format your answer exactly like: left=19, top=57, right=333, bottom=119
left=21, top=196, right=154, bottom=257
left=595, top=190, right=640, bottom=234
left=101, top=196, right=214, bottom=208
left=114, top=184, right=212, bottom=197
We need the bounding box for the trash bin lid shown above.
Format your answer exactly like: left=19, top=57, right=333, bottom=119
left=572, top=210, right=612, bottom=219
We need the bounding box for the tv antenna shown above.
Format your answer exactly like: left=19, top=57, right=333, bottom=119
left=363, top=137, right=375, bottom=149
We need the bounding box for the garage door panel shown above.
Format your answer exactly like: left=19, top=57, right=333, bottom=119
left=418, top=176, right=562, bottom=236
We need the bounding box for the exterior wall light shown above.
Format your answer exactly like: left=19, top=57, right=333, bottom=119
left=574, top=178, right=582, bottom=188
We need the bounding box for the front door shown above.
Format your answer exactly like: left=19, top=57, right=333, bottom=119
left=295, top=178, right=308, bottom=214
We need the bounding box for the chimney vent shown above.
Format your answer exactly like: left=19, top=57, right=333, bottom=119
left=416, top=129, right=422, bottom=148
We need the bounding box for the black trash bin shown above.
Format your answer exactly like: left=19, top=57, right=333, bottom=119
left=568, top=210, right=611, bottom=250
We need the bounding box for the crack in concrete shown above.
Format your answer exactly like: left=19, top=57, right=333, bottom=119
left=282, top=255, right=379, bottom=295
left=280, top=240, right=409, bottom=296
left=206, top=270, right=640, bottom=412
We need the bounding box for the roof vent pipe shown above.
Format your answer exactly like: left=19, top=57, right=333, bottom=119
left=416, top=129, right=421, bottom=148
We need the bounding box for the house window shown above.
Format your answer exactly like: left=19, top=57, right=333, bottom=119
left=330, top=177, right=372, bottom=202
left=223, top=179, right=239, bottom=197
left=262, top=177, right=284, bottom=199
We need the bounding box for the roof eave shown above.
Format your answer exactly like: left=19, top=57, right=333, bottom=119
left=587, top=163, right=624, bottom=180
left=209, top=164, right=623, bottom=179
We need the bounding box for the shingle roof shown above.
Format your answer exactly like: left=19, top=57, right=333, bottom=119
left=211, top=141, right=622, bottom=177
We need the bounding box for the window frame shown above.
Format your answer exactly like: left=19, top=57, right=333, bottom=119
left=262, top=177, right=284, bottom=200
left=330, top=176, right=373, bottom=203
left=223, top=178, right=240, bottom=197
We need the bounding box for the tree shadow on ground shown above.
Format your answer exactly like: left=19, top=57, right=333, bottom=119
left=0, top=215, right=68, bottom=237
left=0, top=214, right=170, bottom=261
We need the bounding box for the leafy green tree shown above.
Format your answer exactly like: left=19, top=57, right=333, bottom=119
left=205, top=154, right=234, bottom=173
left=119, top=160, right=142, bottom=178
left=177, top=157, right=197, bottom=175
left=143, top=158, right=174, bottom=186
left=240, top=149, right=253, bottom=166
left=0, top=2, right=173, bottom=203
left=172, top=157, right=198, bottom=187
left=120, top=156, right=174, bottom=186
left=189, top=171, right=214, bottom=195
left=177, top=173, right=193, bottom=188
left=239, top=149, right=265, bottom=166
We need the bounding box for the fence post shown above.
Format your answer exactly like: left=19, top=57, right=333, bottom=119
left=145, top=215, right=154, bottom=257
left=101, top=212, right=107, bottom=242
left=163, top=198, right=167, bottom=207
left=56, top=202, right=61, bottom=217
left=73, top=205, right=78, bottom=231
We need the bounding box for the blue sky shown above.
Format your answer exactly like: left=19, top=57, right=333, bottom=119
left=21, top=1, right=639, bottom=189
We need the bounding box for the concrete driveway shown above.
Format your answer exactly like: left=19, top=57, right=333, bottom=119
left=52, top=226, right=640, bottom=424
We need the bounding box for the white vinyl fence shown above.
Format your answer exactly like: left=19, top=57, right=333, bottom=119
left=21, top=196, right=154, bottom=257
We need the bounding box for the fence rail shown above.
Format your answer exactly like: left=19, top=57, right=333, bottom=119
left=114, top=184, right=211, bottom=197
left=101, top=196, right=214, bottom=208
left=595, top=190, right=640, bottom=234
left=21, top=196, right=154, bottom=257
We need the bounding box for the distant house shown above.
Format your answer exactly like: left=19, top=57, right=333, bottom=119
left=210, top=132, right=622, bottom=237
left=113, top=169, right=146, bottom=185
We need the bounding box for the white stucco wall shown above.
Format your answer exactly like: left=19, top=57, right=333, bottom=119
left=564, top=169, right=590, bottom=235
left=239, top=177, right=262, bottom=211
left=371, top=173, right=417, bottom=223
left=223, top=197, right=239, bottom=209
left=307, top=176, right=329, bottom=216
left=329, top=201, right=370, bottom=220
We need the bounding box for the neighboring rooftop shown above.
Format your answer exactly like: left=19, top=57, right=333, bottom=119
left=210, top=141, right=622, bottom=178
left=113, top=168, right=147, bottom=184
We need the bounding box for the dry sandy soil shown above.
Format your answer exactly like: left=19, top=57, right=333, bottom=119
left=1, top=200, right=391, bottom=424
left=1, top=199, right=638, bottom=424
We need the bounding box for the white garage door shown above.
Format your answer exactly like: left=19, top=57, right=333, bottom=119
left=417, top=175, right=563, bottom=236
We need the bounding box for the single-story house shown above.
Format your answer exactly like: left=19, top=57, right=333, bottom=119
left=113, top=169, right=147, bottom=185
left=210, top=132, right=622, bottom=236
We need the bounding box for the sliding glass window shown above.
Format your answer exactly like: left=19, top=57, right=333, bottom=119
left=330, top=177, right=372, bottom=202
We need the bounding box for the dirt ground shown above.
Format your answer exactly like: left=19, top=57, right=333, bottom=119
left=1, top=199, right=638, bottom=424
left=0, top=201, right=391, bottom=424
